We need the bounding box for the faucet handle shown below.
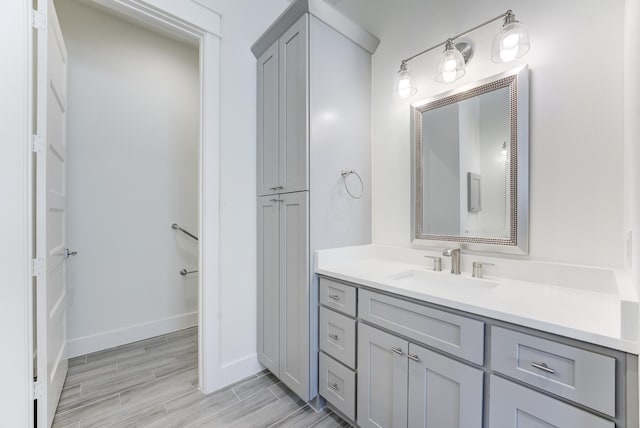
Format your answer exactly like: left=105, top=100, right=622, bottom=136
left=472, top=261, right=495, bottom=279
left=424, top=256, right=442, bottom=272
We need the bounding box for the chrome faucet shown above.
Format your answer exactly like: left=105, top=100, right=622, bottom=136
left=442, top=248, right=461, bottom=275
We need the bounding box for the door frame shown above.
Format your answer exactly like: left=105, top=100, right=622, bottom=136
left=24, top=1, right=222, bottom=424
left=63, top=0, right=223, bottom=395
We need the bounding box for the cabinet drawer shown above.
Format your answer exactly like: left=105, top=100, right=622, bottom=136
left=489, top=375, right=613, bottom=428
left=319, top=352, right=356, bottom=421
left=319, top=278, right=357, bottom=317
left=358, top=289, right=484, bottom=365
left=491, top=326, right=616, bottom=417
left=319, top=307, right=356, bottom=369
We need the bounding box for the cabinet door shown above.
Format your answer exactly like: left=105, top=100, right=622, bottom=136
left=257, top=196, right=280, bottom=374
left=408, top=343, right=483, bottom=428
left=489, top=375, right=614, bottom=428
left=279, top=191, right=310, bottom=399
left=257, top=41, right=279, bottom=196
left=279, top=15, right=308, bottom=193
left=358, top=323, right=409, bottom=428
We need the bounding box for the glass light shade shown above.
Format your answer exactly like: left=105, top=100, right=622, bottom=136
left=435, top=43, right=465, bottom=83
left=394, top=67, right=417, bottom=98
left=492, top=21, right=530, bottom=63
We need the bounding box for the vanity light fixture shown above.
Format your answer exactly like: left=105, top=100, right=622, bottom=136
left=393, top=62, right=418, bottom=98
left=435, top=40, right=467, bottom=83
left=492, top=11, right=530, bottom=63
left=394, top=9, right=530, bottom=97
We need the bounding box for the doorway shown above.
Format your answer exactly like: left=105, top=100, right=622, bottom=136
left=32, top=0, right=222, bottom=426
left=56, top=0, right=200, bottom=358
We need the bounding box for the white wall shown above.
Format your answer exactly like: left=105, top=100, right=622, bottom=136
left=191, top=0, right=288, bottom=374
left=364, top=0, right=625, bottom=267
left=0, top=1, right=34, bottom=425
left=55, top=0, right=200, bottom=356
left=625, top=0, right=640, bottom=285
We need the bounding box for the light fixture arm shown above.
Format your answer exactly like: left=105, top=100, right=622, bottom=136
left=400, top=10, right=512, bottom=66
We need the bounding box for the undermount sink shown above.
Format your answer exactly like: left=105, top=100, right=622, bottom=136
left=387, top=269, right=498, bottom=295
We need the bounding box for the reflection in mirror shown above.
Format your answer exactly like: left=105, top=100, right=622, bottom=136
left=412, top=66, right=529, bottom=254
left=421, top=86, right=510, bottom=238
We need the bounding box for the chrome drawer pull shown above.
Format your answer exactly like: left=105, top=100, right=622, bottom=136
left=408, top=354, right=421, bottom=363
left=328, top=382, right=339, bottom=392
left=391, top=347, right=403, bottom=355
left=328, top=334, right=339, bottom=340
left=328, top=295, right=340, bottom=301
left=531, top=362, right=555, bottom=374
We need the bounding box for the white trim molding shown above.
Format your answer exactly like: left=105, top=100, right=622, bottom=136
left=0, top=1, right=35, bottom=426
left=67, top=312, right=198, bottom=357
left=88, top=0, right=223, bottom=396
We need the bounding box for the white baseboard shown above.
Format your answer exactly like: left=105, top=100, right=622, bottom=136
left=67, top=312, right=198, bottom=358
left=201, top=353, right=263, bottom=394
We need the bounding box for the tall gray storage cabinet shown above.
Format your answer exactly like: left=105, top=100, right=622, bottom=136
left=252, top=0, right=379, bottom=402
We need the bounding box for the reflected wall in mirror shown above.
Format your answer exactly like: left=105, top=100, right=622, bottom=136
left=411, top=65, right=529, bottom=254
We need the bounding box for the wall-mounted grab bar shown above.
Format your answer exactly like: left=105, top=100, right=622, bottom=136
left=180, top=268, right=198, bottom=276
left=172, top=223, right=198, bottom=241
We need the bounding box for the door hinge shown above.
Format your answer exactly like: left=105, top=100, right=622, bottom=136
left=31, top=10, right=47, bottom=31
left=32, top=379, right=46, bottom=400
left=32, top=135, right=45, bottom=153
left=32, top=258, right=44, bottom=277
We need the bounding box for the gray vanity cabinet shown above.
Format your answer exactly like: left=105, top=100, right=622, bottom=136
left=256, top=192, right=310, bottom=399
left=407, top=342, right=483, bottom=428
left=489, top=375, right=614, bottom=428
left=357, top=322, right=483, bottom=428
left=256, top=16, right=308, bottom=197
left=257, top=196, right=280, bottom=376
left=256, top=41, right=279, bottom=197
left=255, top=1, right=376, bottom=403
left=357, top=323, right=409, bottom=428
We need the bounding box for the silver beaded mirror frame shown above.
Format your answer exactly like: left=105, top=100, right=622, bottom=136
left=410, top=65, right=529, bottom=255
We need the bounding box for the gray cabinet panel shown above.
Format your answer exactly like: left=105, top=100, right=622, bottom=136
left=279, top=15, right=308, bottom=194
left=491, top=326, right=616, bottom=417
left=319, top=278, right=357, bottom=317
left=359, top=289, right=485, bottom=365
left=408, top=342, right=483, bottom=428
left=257, top=197, right=280, bottom=375
left=358, top=322, right=408, bottom=428
left=257, top=41, right=279, bottom=196
left=319, top=307, right=356, bottom=369
left=319, top=352, right=356, bottom=421
left=279, top=191, right=310, bottom=399
left=489, top=375, right=614, bottom=428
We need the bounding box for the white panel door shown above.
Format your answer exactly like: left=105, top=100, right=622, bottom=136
left=278, top=15, right=308, bottom=194
left=257, top=196, right=280, bottom=375
left=278, top=191, right=309, bottom=400
left=35, top=1, right=69, bottom=426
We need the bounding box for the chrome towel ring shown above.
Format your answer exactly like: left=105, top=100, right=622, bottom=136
left=340, top=169, right=364, bottom=199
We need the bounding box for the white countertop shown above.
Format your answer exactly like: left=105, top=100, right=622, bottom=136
left=315, top=245, right=640, bottom=354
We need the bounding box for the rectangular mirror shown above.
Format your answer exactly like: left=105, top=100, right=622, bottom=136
left=411, top=65, right=529, bottom=254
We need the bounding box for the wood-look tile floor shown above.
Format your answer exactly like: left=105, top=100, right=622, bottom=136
left=52, top=327, right=350, bottom=428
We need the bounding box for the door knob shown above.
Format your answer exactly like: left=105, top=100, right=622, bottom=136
left=64, top=248, right=78, bottom=259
